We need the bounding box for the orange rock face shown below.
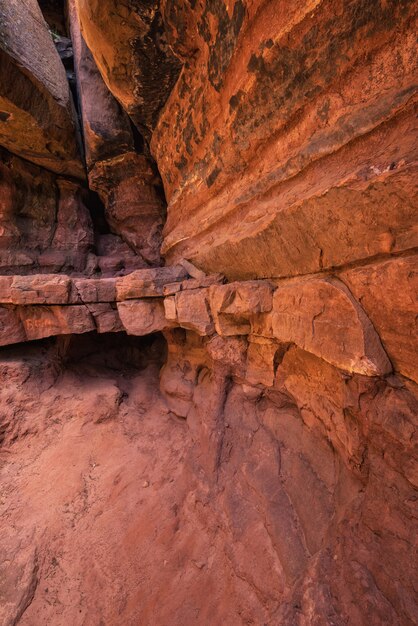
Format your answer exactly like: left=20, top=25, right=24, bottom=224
left=0, top=0, right=417, bottom=624
left=70, top=0, right=165, bottom=264
left=0, top=0, right=84, bottom=178
left=153, top=0, right=418, bottom=278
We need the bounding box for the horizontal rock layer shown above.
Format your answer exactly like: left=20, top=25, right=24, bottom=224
left=2, top=263, right=415, bottom=382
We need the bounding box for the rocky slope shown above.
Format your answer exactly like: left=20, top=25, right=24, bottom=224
left=0, top=0, right=417, bottom=624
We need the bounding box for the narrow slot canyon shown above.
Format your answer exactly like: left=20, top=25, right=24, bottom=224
left=0, top=1, right=417, bottom=625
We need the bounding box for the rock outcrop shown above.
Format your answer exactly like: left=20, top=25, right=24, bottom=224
left=0, top=268, right=396, bottom=379
left=0, top=0, right=84, bottom=178
left=75, top=0, right=182, bottom=138
left=153, top=0, right=418, bottom=278
left=69, top=0, right=165, bottom=264
left=0, top=0, right=417, bottom=624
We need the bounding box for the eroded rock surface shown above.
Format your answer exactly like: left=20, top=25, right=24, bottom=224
left=152, top=0, right=418, bottom=277
left=2, top=332, right=416, bottom=625
left=0, top=0, right=84, bottom=178
left=69, top=0, right=165, bottom=264
left=0, top=0, right=417, bottom=624
left=75, top=0, right=181, bottom=138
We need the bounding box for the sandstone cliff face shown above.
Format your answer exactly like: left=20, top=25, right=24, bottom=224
left=0, top=0, right=84, bottom=178
left=154, top=0, right=417, bottom=279
left=0, top=0, right=417, bottom=624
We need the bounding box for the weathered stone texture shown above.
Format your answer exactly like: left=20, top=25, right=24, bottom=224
left=75, top=0, right=181, bottom=138
left=0, top=0, right=84, bottom=178
left=0, top=150, right=93, bottom=274
left=152, top=0, right=417, bottom=278
left=0, top=0, right=416, bottom=624
left=341, top=256, right=418, bottom=383
left=69, top=0, right=135, bottom=170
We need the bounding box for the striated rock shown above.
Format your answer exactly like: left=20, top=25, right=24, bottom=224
left=151, top=1, right=417, bottom=279
left=0, top=273, right=401, bottom=379
left=0, top=0, right=84, bottom=178
left=271, top=277, right=392, bottom=376
left=341, top=255, right=418, bottom=383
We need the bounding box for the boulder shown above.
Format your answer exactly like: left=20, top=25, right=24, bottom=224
left=272, top=277, right=392, bottom=376
left=117, top=299, right=174, bottom=335
left=341, top=256, right=418, bottom=383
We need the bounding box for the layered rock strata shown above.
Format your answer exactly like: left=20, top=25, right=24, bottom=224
left=154, top=0, right=418, bottom=279
left=2, top=265, right=412, bottom=383
left=0, top=0, right=417, bottom=624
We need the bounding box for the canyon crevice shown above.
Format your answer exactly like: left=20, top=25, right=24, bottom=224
left=0, top=1, right=417, bottom=624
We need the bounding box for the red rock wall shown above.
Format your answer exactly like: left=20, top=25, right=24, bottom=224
left=2, top=330, right=415, bottom=625
left=0, top=0, right=417, bottom=624
left=0, top=148, right=92, bottom=274
left=0, top=0, right=84, bottom=178
left=153, top=0, right=417, bottom=279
